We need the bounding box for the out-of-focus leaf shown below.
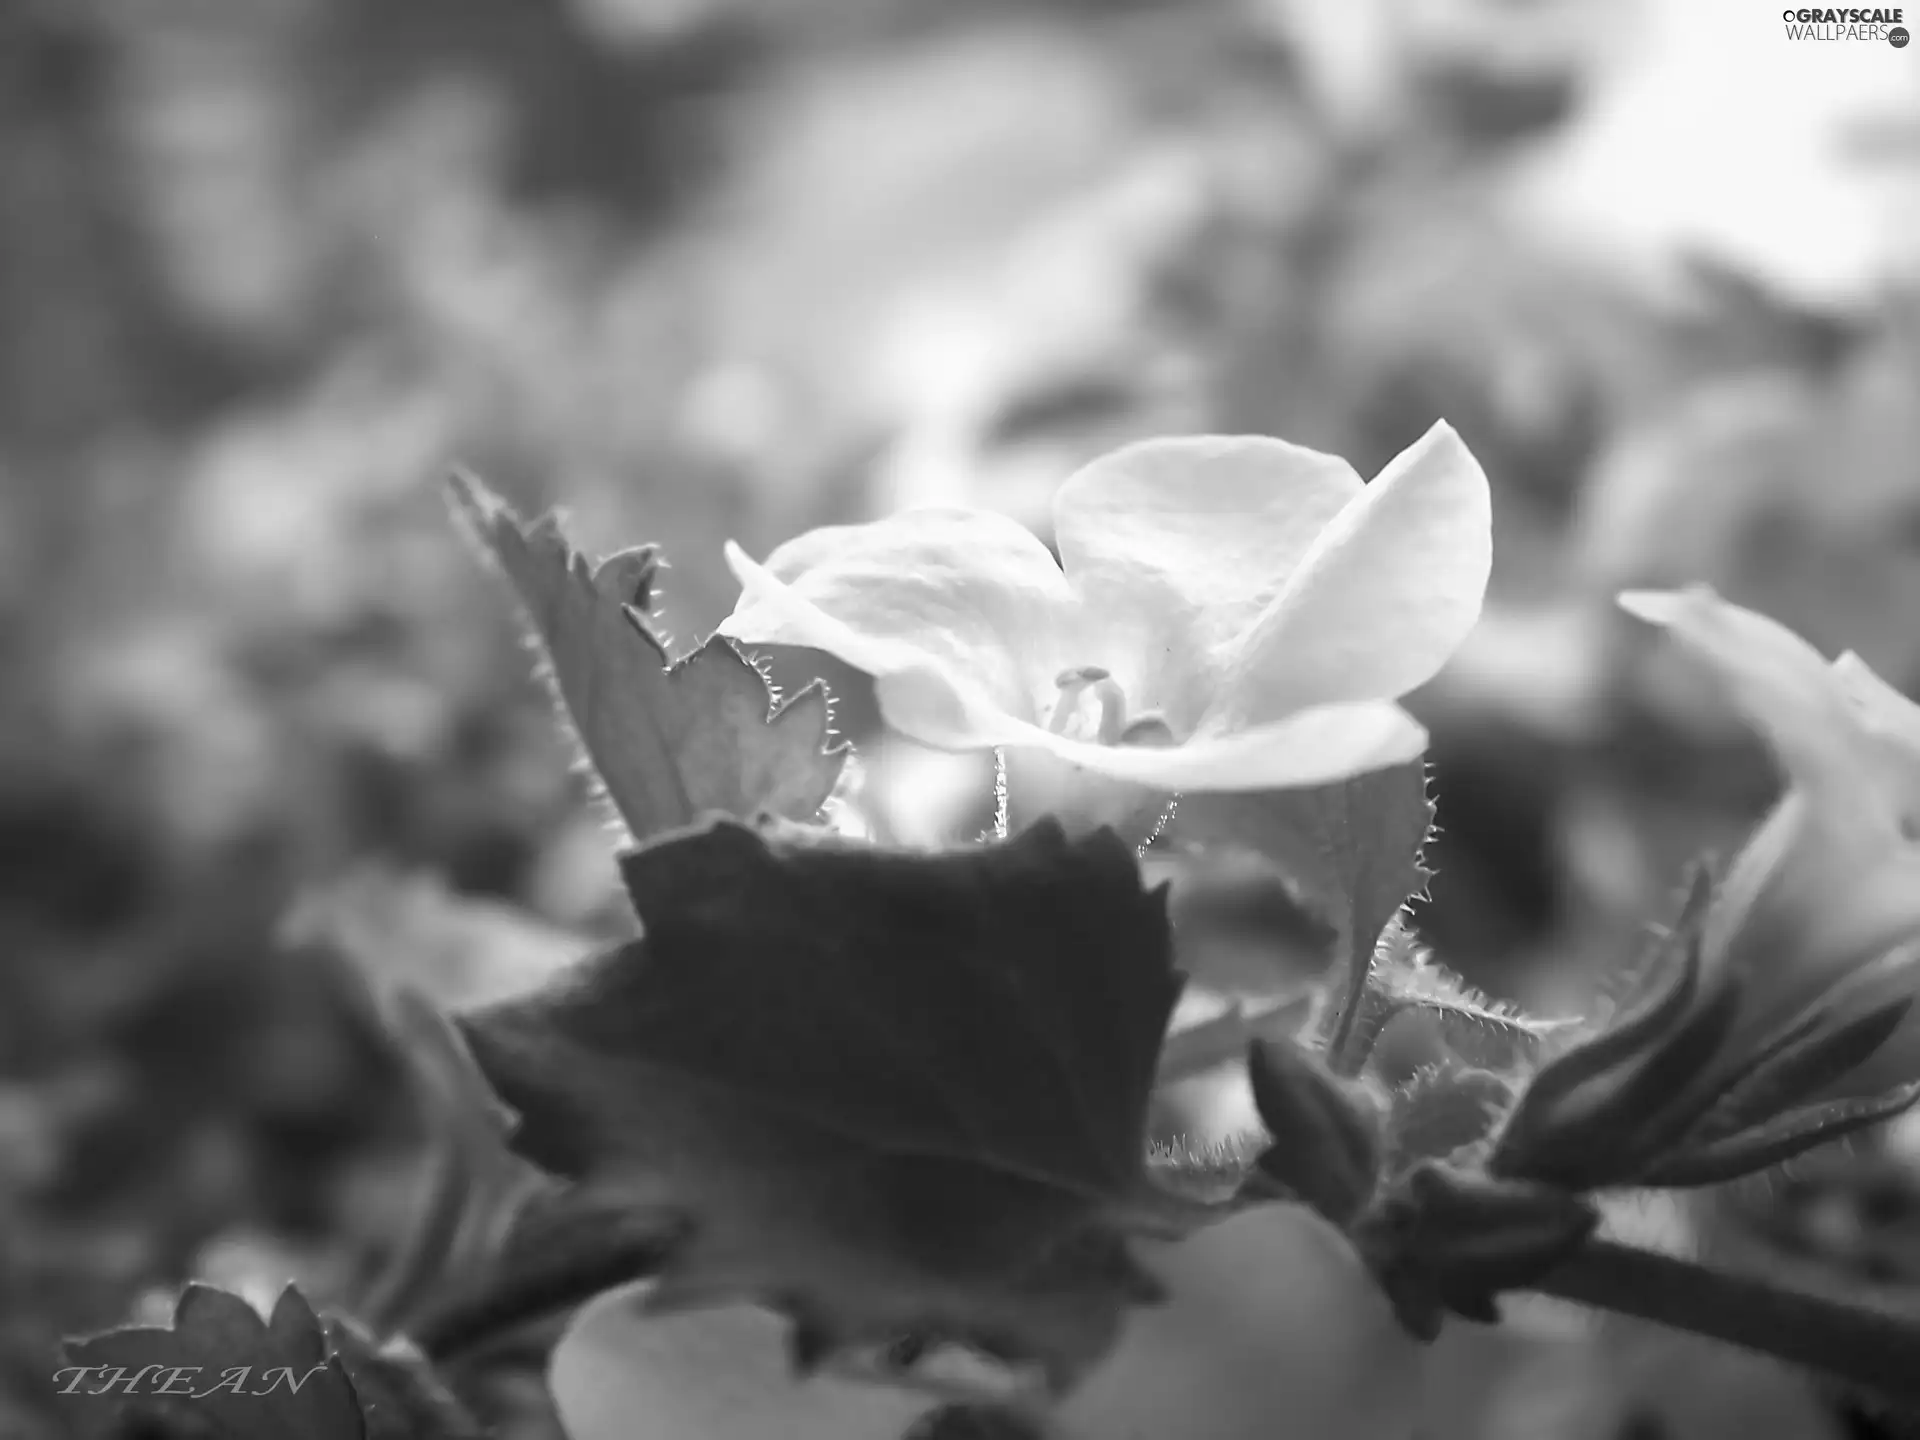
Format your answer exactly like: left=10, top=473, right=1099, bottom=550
left=1170, top=762, right=1433, bottom=1054
left=58, top=1285, right=367, bottom=1440
left=321, top=1318, right=490, bottom=1440
left=458, top=817, right=1211, bottom=1390
left=284, top=869, right=587, bottom=1012
left=351, top=989, right=552, bottom=1338
left=1641, top=1082, right=1920, bottom=1189
left=1247, top=1038, right=1382, bottom=1228
left=1154, top=995, right=1316, bottom=1084
left=448, top=471, right=845, bottom=843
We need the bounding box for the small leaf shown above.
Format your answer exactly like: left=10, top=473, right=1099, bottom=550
left=1381, top=1065, right=1517, bottom=1174
left=1247, top=1038, right=1381, bottom=1227
left=457, top=817, right=1215, bottom=1389
left=1170, top=762, right=1433, bottom=1050
left=59, top=1285, right=367, bottom=1440
left=322, top=1319, right=490, bottom=1440
left=1366, top=924, right=1575, bottom=1076
left=448, top=470, right=844, bottom=842
left=1640, top=1080, right=1920, bottom=1188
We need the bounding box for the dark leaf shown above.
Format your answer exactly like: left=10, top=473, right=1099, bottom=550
left=1680, top=997, right=1915, bottom=1148
left=457, top=817, right=1211, bottom=1388
left=903, top=1403, right=1049, bottom=1439
left=1640, top=1080, right=1920, bottom=1188
left=448, top=470, right=844, bottom=842
left=1247, top=1037, right=1381, bottom=1227
left=351, top=988, right=549, bottom=1339
left=322, top=1319, right=490, bottom=1440
left=59, top=1286, right=366, bottom=1440
left=1492, top=943, right=1743, bottom=1190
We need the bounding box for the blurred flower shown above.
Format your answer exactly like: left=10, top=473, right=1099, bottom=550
left=1491, top=588, right=1920, bottom=1191
left=1620, top=586, right=1920, bottom=1057
left=719, top=422, right=1490, bottom=797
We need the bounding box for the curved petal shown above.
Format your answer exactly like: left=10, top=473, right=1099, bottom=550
left=722, top=542, right=1024, bottom=750
left=718, top=509, right=1080, bottom=723
left=1620, top=587, right=1873, bottom=810
left=1833, top=651, right=1920, bottom=754
left=1832, top=652, right=1920, bottom=840
left=868, top=684, right=1428, bottom=794
left=1204, top=422, right=1493, bottom=728
left=1051, top=435, right=1365, bottom=728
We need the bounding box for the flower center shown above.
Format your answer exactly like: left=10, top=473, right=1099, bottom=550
left=1046, top=667, right=1175, bottom=748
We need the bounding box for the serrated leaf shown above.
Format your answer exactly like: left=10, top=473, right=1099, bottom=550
left=58, top=1285, right=368, bottom=1440
left=448, top=470, right=844, bottom=842
left=1381, top=1065, right=1517, bottom=1174
left=457, top=817, right=1217, bottom=1389
left=1365, top=924, right=1576, bottom=1077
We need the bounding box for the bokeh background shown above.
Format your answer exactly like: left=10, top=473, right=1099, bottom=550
left=4, top=0, right=1919, bottom=1436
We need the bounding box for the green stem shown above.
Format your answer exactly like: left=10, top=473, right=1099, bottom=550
left=1529, top=1237, right=1920, bottom=1406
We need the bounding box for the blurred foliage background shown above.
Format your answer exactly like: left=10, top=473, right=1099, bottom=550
left=3, top=0, right=1918, bottom=1436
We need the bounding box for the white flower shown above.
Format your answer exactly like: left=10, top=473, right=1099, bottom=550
left=719, top=423, right=1492, bottom=794
left=1620, top=586, right=1920, bottom=1081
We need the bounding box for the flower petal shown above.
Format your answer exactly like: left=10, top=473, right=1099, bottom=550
left=722, top=541, right=1022, bottom=749
left=1051, top=435, right=1365, bottom=728
left=1833, top=651, right=1920, bottom=755
left=553, top=1290, right=932, bottom=1440
left=718, top=509, right=1081, bottom=723
left=1205, top=421, right=1493, bottom=727
left=1618, top=586, right=1869, bottom=805
left=872, top=690, right=1427, bottom=793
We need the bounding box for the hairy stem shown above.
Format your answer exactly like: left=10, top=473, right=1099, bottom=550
left=1529, top=1237, right=1920, bottom=1405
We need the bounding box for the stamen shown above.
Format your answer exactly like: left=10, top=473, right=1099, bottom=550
left=1048, top=666, right=1129, bottom=743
